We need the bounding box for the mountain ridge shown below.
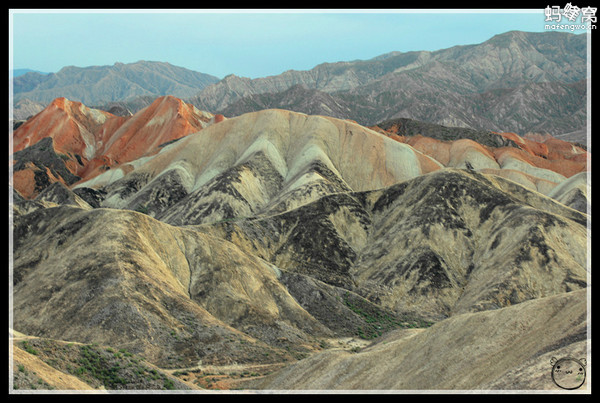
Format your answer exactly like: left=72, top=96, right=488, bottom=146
left=12, top=31, right=588, bottom=136
left=186, top=30, right=586, bottom=133
left=11, top=97, right=588, bottom=206
left=10, top=95, right=220, bottom=199
left=13, top=61, right=220, bottom=105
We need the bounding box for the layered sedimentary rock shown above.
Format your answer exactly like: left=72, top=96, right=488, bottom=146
left=10, top=96, right=217, bottom=198
left=11, top=107, right=589, bottom=390
left=373, top=118, right=589, bottom=199
left=74, top=109, right=443, bottom=219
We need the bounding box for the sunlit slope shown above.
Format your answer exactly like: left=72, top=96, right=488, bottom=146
left=249, top=289, right=587, bottom=390
left=10, top=96, right=216, bottom=199
left=12, top=205, right=331, bottom=368
left=76, top=109, right=443, bottom=222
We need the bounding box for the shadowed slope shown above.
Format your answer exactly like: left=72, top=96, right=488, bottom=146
left=194, top=168, right=587, bottom=321
left=547, top=172, right=590, bottom=214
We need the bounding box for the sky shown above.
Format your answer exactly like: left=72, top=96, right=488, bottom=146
left=8, top=8, right=591, bottom=80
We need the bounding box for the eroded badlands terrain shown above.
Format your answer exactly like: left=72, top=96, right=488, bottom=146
left=10, top=99, right=589, bottom=391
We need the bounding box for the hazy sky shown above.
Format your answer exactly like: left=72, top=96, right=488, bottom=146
left=8, top=9, right=584, bottom=79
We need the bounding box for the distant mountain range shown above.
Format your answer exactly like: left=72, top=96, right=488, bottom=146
left=12, top=30, right=588, bottom=139
left=196, top=30, right=587, bottom=137
left=10, top=68, right=50, bottom=78
left=12, top=60, right=220, bottom=105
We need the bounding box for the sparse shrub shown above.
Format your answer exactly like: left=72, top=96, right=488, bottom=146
left=21, top=341, right=38, bottom=356
left=135, top=205, right=149, bottom=214
left=163, top=377, right=175, bottom=390
left=342, top=292, right=432, bottom=339
left=119, top=349, right=132, bottom=357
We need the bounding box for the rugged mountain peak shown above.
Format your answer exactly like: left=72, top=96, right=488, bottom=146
left=11, top=96, right=218, bottom=198
left=88, top=95, right=213, bottom=169
left=12, top=97, right=115, bottom=157
left=486, top=29, right=528, bottom=44
left=219, top=74, right=251, bottom=88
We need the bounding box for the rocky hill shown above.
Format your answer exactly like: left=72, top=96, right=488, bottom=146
left=11, top=98, right=46, bottom=123
left=249, top=289, right=587, bottom=390
left=372, top=118, right=589, bottom=203
left=11, top=106, right=589, bottom=391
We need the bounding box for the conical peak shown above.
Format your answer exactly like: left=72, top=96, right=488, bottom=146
left=151, top=94, right=183, bottom=107
left=45, top=96, right=114, bottom=122
left=47, top=96, right=85, bottom=113
left=142, top=95, right=210, bottom=122
left=49, top=96, right=69, bottom=109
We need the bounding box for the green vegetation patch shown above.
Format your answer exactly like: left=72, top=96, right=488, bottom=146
left=75, top=344, right=128, bottom=388
left=21, top=340, right=39, bottom=355
left=69, top=344, right=182, bottom=390
left=342, top=292, right=434, bottom=340
left=14, top=338, right=190, bottom=390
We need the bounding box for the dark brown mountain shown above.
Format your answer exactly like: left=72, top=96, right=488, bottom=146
left=215, top=78, right=587, bottom=138
left=218, top=84, right=354, bottom=121
left=186, top=30, right=586, bottom=135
